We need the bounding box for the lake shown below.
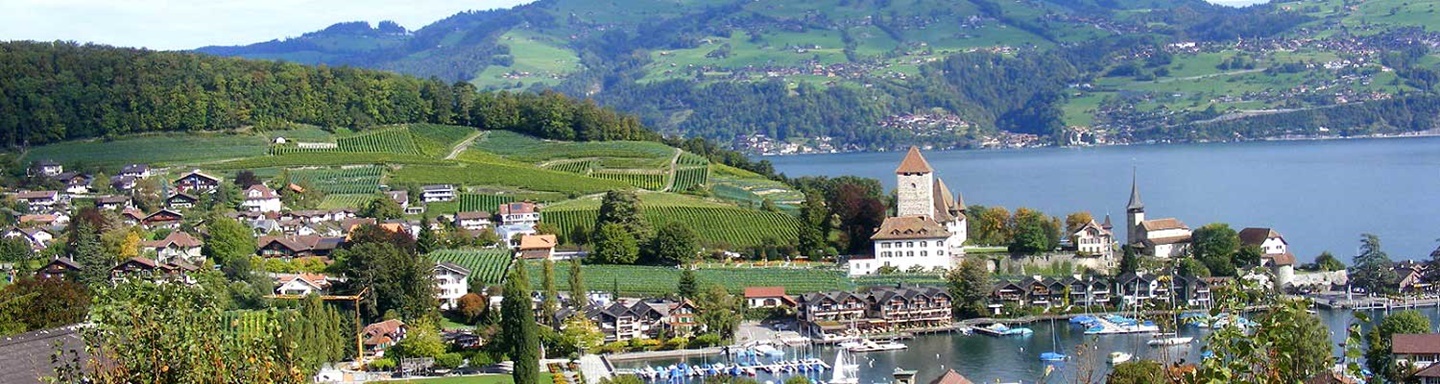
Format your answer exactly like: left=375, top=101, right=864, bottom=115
left=611, top=307, right=1440, bottom=384
left=767, top=137, right=1440, bottom=264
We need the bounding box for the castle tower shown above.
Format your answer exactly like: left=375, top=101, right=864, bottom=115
left=895, top=146, right=935, bottom=218
left=1126, top=168, right=1145, bottom=244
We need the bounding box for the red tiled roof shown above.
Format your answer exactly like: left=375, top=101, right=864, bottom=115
left=1415, top=363, right=1440, bottom=378
left=11, top=190, right=57, bottom=200
left=142, top=231, right=202, bottom=248
left=1140, top=218, right=1189, bottom=231
left=744, top=286, right=786, bottom=298
left=1265, top=252, right=1297, bottom=266
left=518, top=234, right=557, bottom=250
left=871, top=216, right=951, bottom=240
left=928, top=369, right=975, bottom=384
left=894, top=146, right=934, bottom=174
left=1238, top=227, right=1284, bottom=246
left=498, top=202, right=537, bottom=215
left=244, top=184, right=278, bottom=199
left=1393, top=334, right=1440, bottom=354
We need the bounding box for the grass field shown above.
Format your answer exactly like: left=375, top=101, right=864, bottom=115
left=319, top=194, right=378, bottom=209
left=526, top=262, right=851, bottom=296
left=428, top=249, right=513, bottom=286
left=474, top=131, right=674, bottom=164
left=22, top=133, right=268, bottom=167
left=408, top=124, right=477, bottom=157
left=544, top=202, right=801, bottom=247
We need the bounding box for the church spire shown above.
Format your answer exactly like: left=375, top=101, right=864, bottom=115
left=894, top=146, right=934, bottom=174
left=1127, top=167, right=1144, bottom=211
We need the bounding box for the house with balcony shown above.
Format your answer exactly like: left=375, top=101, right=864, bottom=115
left=173, top=170, right=221, bottom=193
left=274, top=273, right=333, bottom=296
left=585, top=298, right=694, bottom=343
left=1395, top=334, right=1440, bottom=379
left=797, top=291, right=870, bottom=338
left=434, top=262, right=471, bottom=310
left=863, top=287, right=953, bottom=329
left=498, top=201, right=541, bottom=227
left=420, top=184, right=456, bottom=202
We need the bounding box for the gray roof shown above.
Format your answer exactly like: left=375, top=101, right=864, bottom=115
left=1127, top=168, right=1144, bottom=211
left=0, top=325, right=85, bottom=384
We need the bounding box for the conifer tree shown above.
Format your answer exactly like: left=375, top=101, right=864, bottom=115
left=541, top=259, right=559, bottom=327
left=501, top=262, right=540, bottom=384
left=568, top=258, right=586, bottom=309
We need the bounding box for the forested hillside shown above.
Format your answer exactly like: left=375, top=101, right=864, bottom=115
left=196, top=0, right=1440, bottom=152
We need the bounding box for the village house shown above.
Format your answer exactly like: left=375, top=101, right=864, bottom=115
left=35, top=257, right=82, bottom=280
left=498, top=201, right=541, bottom=227
left=1394, top=261, right=1431, bottom=294
left=864, top=287, right=953, bottom=329
left=110, top=257, right=163, bottom=283
left=497, top=224, right=537, bottom=247
left=109, top=175, right=136, bottom=191
left=141, top=209, right=184, bottom=229
left=18, top=214, right=66, bottom=227
left=120, top=207, right=145, bottom=226
left=363, top=319, right=406, bottom=357
left=166, top=192, right=199, bottom=209
left=119, top=163, right=151, bottom=179
left=586, top=299, right=697, bottom=342
left=141, top=231, right=204, bottom=264
left=4, top=227, right=55, bottom=251
left=1394, top=334, right=1440, bottom=375
left=926, top=369, right=977, bottom=384
left=241, top=184, right=282, bottom=213
left=53, top=172, right=92, bottom=194
left=1126, top=172, right=1192, bottom=258
left=29, top=160, right=63, bottom=178
left=853, top=147, right=967, bottom=276
left=1071, top=218, right=1115, bottom=259
left=11, top=190, right=61, bottom=212
left=453, top=211, right=493, bottom=230
left=743, top=286, right=795, bottom=309
left=256, top=235, right=343, bottom=258
left=94, top=195, right=132, bottom=210
left=1116, top=272, right=1163, bottom=305
left=420, top=184, right=456, bottom=202
left=1240, top=227, right=1297, bottom=287
left=433, top=262, right=471, bottom=310
left=173, top=170, right=221, bottom=193
left=516, top=234, right=557, bottom=260
left=274, top=273, right=333, bottom=296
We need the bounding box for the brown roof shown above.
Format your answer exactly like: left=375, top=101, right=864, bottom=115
left=871, top=216, right=951, bottom=240
left=276, top=273, right=331, bottom=290
left=928, top=369, right=975, bottom=384
left=1264, top=252, right=1297, bottom=266
left=1238, top=227, right=1284, bottom=246
left=1415, top=363, right=1440, bottom=378
left=1305, top=371, right=1361, bottom=384
left=518, top=234, right=557, bottom=250
left=244, top=184, right=278, bottom=199
left=455, top=211, right=492, bottom=220
left=18, top=215, right=58, bottom=224
left=1139, top=218, right=1189, bottom=231
left=11, top=190, right=57, bottom=200
left=95, top=195, right=130, bottom=204
left=932, top=179, right=959, bottom=222
left=518, top=249, right=552, bottom=260
left=894, top=146, right=934, bottom=174
left=1146, top=234, right=1192, bottom=245
left=498, top=202, right=538, bottom=215
left=142, top=231, right=203, bottom=249
left=364, top=319, right=405, bottom=339
left=744, top=286, right=786, bottom=298
left=1392, top=334, right=1440, bottom=354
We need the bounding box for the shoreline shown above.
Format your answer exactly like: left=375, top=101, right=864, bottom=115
left=753, top=131, right=1440, bottom=157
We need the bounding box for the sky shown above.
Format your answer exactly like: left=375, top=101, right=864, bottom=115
left=0, top=0, right=536, bottom=51
left=0, top=0, right=1264, bottom=51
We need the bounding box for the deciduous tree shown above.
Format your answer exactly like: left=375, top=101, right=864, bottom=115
left=1192, top=223, right=1241, bottom=276
left=651, top=222, right=700, bottom=266
left=591, top=223, right=639, bottom=264
left=678, top=268, right=699, bottom=300
left=945, top=258, right=991, bottom=319
left=1366, top=310, right=1431, bottom=382
left=695, top=285, right=741, bottom=339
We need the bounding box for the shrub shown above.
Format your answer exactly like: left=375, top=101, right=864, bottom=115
left=663, top=336, right=688, bottom=350
left=691, top=333, right=723, bottom=348
left=369, top=358, right=396, bottom=371
left=599, top=341, right=628, bottom=354
left=436, top=353, right=464, bottom=369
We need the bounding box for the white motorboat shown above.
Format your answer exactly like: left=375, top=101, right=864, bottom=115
left=1109, top=351, right=1133, bottom=364
left=845, top=339, right=908, bottom=353
left=1147, top=336, right=1194, bottom=347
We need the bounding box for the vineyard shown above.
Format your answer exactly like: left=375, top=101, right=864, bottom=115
left=287, top=166, right=382, bottom=194
left=543, top=160, right=595, bottom=175
left=210, top=152, right=450, bottom=169
left=391, top=163, right=630, bottom=194
left=677, top=153, right=708, bottom=166
left=22, top=133, right=268, bottom=167
left=319, top=194, right=377, bottom=209
left=591, top=171, right=667, bottom=191
left=524, top=263, right=851, bottom=296
left=475, top=131, right=673, bottom=163
left=336, top=127, right=424, bottom=155
left=428, top=249, right=514, bottom=285
left=544, top=205, right=801, bottom=247
left=459, top=194, right=517, bottom=213
left=851, top=274, right=947, bottom=287
left=408, top=124, right=477, bottom=157
left=671, top=166, right=708, bottom=191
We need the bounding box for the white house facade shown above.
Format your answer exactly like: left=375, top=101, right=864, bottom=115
left=1126, top=172, right=1192, bottom=258
left=851, top=147, right=966, bottom=276
left=421, top=185, right=456, bottom=202
left=433, top=262, right=471, bottom=310
left=241, top=185, right=283, bottom=213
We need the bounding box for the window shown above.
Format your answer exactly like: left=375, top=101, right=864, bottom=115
left=938, top=241, right=944, bottom=247
left=920, top=241, right=927, bottom=247
left=881, top=242, right=891, bottom=249
left=920, top=251, right=928, bottom=257
left=906, top=241, right=914, bottom=248
left=907, top=251, right=914, bottom=257
left=937, top=251, right=944, bottom=256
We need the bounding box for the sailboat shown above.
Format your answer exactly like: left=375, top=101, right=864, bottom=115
left=830, top=347, right=860, bottom=384
left=1148, top=277, right=1193, bottom=347
left=1039, top=317, right=1068, bottom=362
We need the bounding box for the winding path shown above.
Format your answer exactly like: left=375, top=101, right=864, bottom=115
left=444, top=131, right=485, bottom=160
left=660, top=148, right=682, bottom=192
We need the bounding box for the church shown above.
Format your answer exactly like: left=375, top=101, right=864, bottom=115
left=1125, top=170, right=1192, bottom=258
left=848, top=147, right=967, bottom=276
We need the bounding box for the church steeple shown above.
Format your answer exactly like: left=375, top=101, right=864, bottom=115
left=1127, top=167, right=1144, bottom=212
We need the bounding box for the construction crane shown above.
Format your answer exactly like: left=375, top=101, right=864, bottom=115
left=268, top=286, right=370, bottom=369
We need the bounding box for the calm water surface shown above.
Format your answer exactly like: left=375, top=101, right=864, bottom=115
left=613, top=308, right=1440, bottom=383
left=767, top=137, right=1440, bottom=263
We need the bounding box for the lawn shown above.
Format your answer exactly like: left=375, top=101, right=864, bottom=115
left=21, top=133, right=268, bottom=168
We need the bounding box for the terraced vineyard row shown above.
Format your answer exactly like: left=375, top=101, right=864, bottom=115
left=672, top=166, right=708, bottom=191
left=269, top=145, right=336, bottom=155
left=287, top=166, right=382, bottom=194
left=545, top=160, right=595, bottom=175
left=523, top=263, right=851, bottom=296
left=677, top=152, right=708, bottom=166
left=459, top=194, right=518, bottom=213
left=318, top=194, right=377, bottom=209
left=336, top=127, right=423, bottom=155
left=544, top=206, right=801, bottom=247
left=428, top=249, right=514, bottom=285
left=591, top=171, right=666, bottom=190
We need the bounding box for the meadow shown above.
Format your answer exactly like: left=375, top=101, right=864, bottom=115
left=544, top=205, right=801, bottom=247
left=22, top=133, right=268, bottom=167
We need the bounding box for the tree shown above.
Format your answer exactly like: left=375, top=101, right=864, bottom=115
left=1064, top=211, right=1093, bottom=235
left=1367, top=310, right=1431, bottom=382
left=417, top=215, right=438, bottom=254
left=0, top=237, right=32, bottom=266
left=797, top=191, right=828, bottom=257
left=1233, top=244, right=1263, bottom=268
left=1008, top=207, right=1058, bottom=254
left=1192, top=223, right=1241, bottom=276
left=233, top=170, right=262, bottom=188
left=1118, top=245, right=1140, bottom=276
left=832, top=182, right=886, bottom=254
left=695, top=285, right=741, bottom=339
left=784, top=376, right=812, bottom=384
left=591, top=223, right=639, bottom=264
left=1351, top=233, right=1398, bottom=295
left=651, top=222, right=700, bottom=266
left=204, top=216, right=255, bottom=267
left=945, top=257, right=991, bottom=319
left=393, top=319, right=446, bottom=359
left=360, top=197, right=403, bottom=220
left=1106, top=360, right=1164, bottom=384
left=677, top=268, right=699, bottom=299
left=568, top=258, right=586, bottom=309
left=457, top=293, right=486, bottom=323
left=1315, top=251, right=1345, bottom=272
left=0, top=277, right=89, bottom=336
left=969, top=206, right=1013, bottom=246
left=70, top=221, right=112, bottom=289
left=500, top=262, right=541, bottom=384
left=568, top=223, right=591, bottom=246
left=334, top=242, right=436, bottom=322
left=559, top=315, right=605, bottom=355
left=281, top=295, right=349, bottom=374
left=1177, top=258, right=1211, bottom=277
left=595, top=190, right=649, bottom=241
left=1256, top=303, right=1334, bottom=383
left=541, top=260, right=560, bottom=327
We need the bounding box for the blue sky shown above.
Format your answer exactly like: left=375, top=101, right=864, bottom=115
left=0, top=0, right=1264, bottom=51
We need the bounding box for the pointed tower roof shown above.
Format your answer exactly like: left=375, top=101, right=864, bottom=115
left=895, top=146, right=934, bottom=174
left=932, top=179, right=957, bottom=222
left=1102, top=214, right=1113, bottom=230
left=1127, top=168, right=1144, bottom=211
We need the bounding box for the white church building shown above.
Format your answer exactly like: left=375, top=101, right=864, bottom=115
left=1126, top=171, right=1192, bottom=258
left=849, top=147, right=967, bottom=276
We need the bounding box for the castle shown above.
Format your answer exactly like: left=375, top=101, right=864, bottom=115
left=848, top=147, right=967, bottom=276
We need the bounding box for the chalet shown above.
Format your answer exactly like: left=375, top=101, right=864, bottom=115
left=141, top=209, right=184, bottom=229
left=11, top=190, right=60, bottom=211
left=420, top=184, right=456, bottom=202
left=516, top=234, right=557, bottom=260
left=1116, top=272, right=1161, bottom=305
left=94, top=195, right=132, bottom=210
left=29, top=160, right=63, bottom=177
left=120, top=207, right=145, bottom=226
left=433, top=262, right=471, bottom=310
left=864, top=287, right=953, bottom=329
left=586, top=299, right=695, bottom=342
left=53, top=172, right=92, bottom=194
left=796, top=291, right=868, bottom=336
left=18, top=214, right=66, bottom=227
left=1241, top=227, right=1296, bottom=287
left=453, top=211, right=494, bottom=230
left=1395, top=261, right=1430, bottom=293
left=1417, top=364, right=1440, bottom=384
left=241, top=184, right=282, bottom=212
left=4, top=227, right=55, bottom=250
left=256, top=235, right=343, bottom=258
left=35, top=257, right=82, bottom=280
left=498, top=201, right=540, bottom=227
left=363, top=319, right=406, bottom=356
left=1394, top=334, right=1440, bottom=373
left=386, top=190, right=410, bottom=210
left=141, top=231, right=204, bottom=264
left=119, top=163, right=151, bottom=179
left=1071, top=219, right=1115, bottom=259
left=1176, top=276, right=1221, bottom=308
left=110, top=257, right=163, bottom=282
left=109, top=175, right=137, bottom=191
left=743, top=286, right=795, bottom=309
left=166, top=192, right=199, bottom=209
left=274, top=273, right=332, bottom=296
left=928, top=369, right=976, bottom=384
left=173, top=170, right=221, bottom=193
left=990, top=280, right=1028, bottom=312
